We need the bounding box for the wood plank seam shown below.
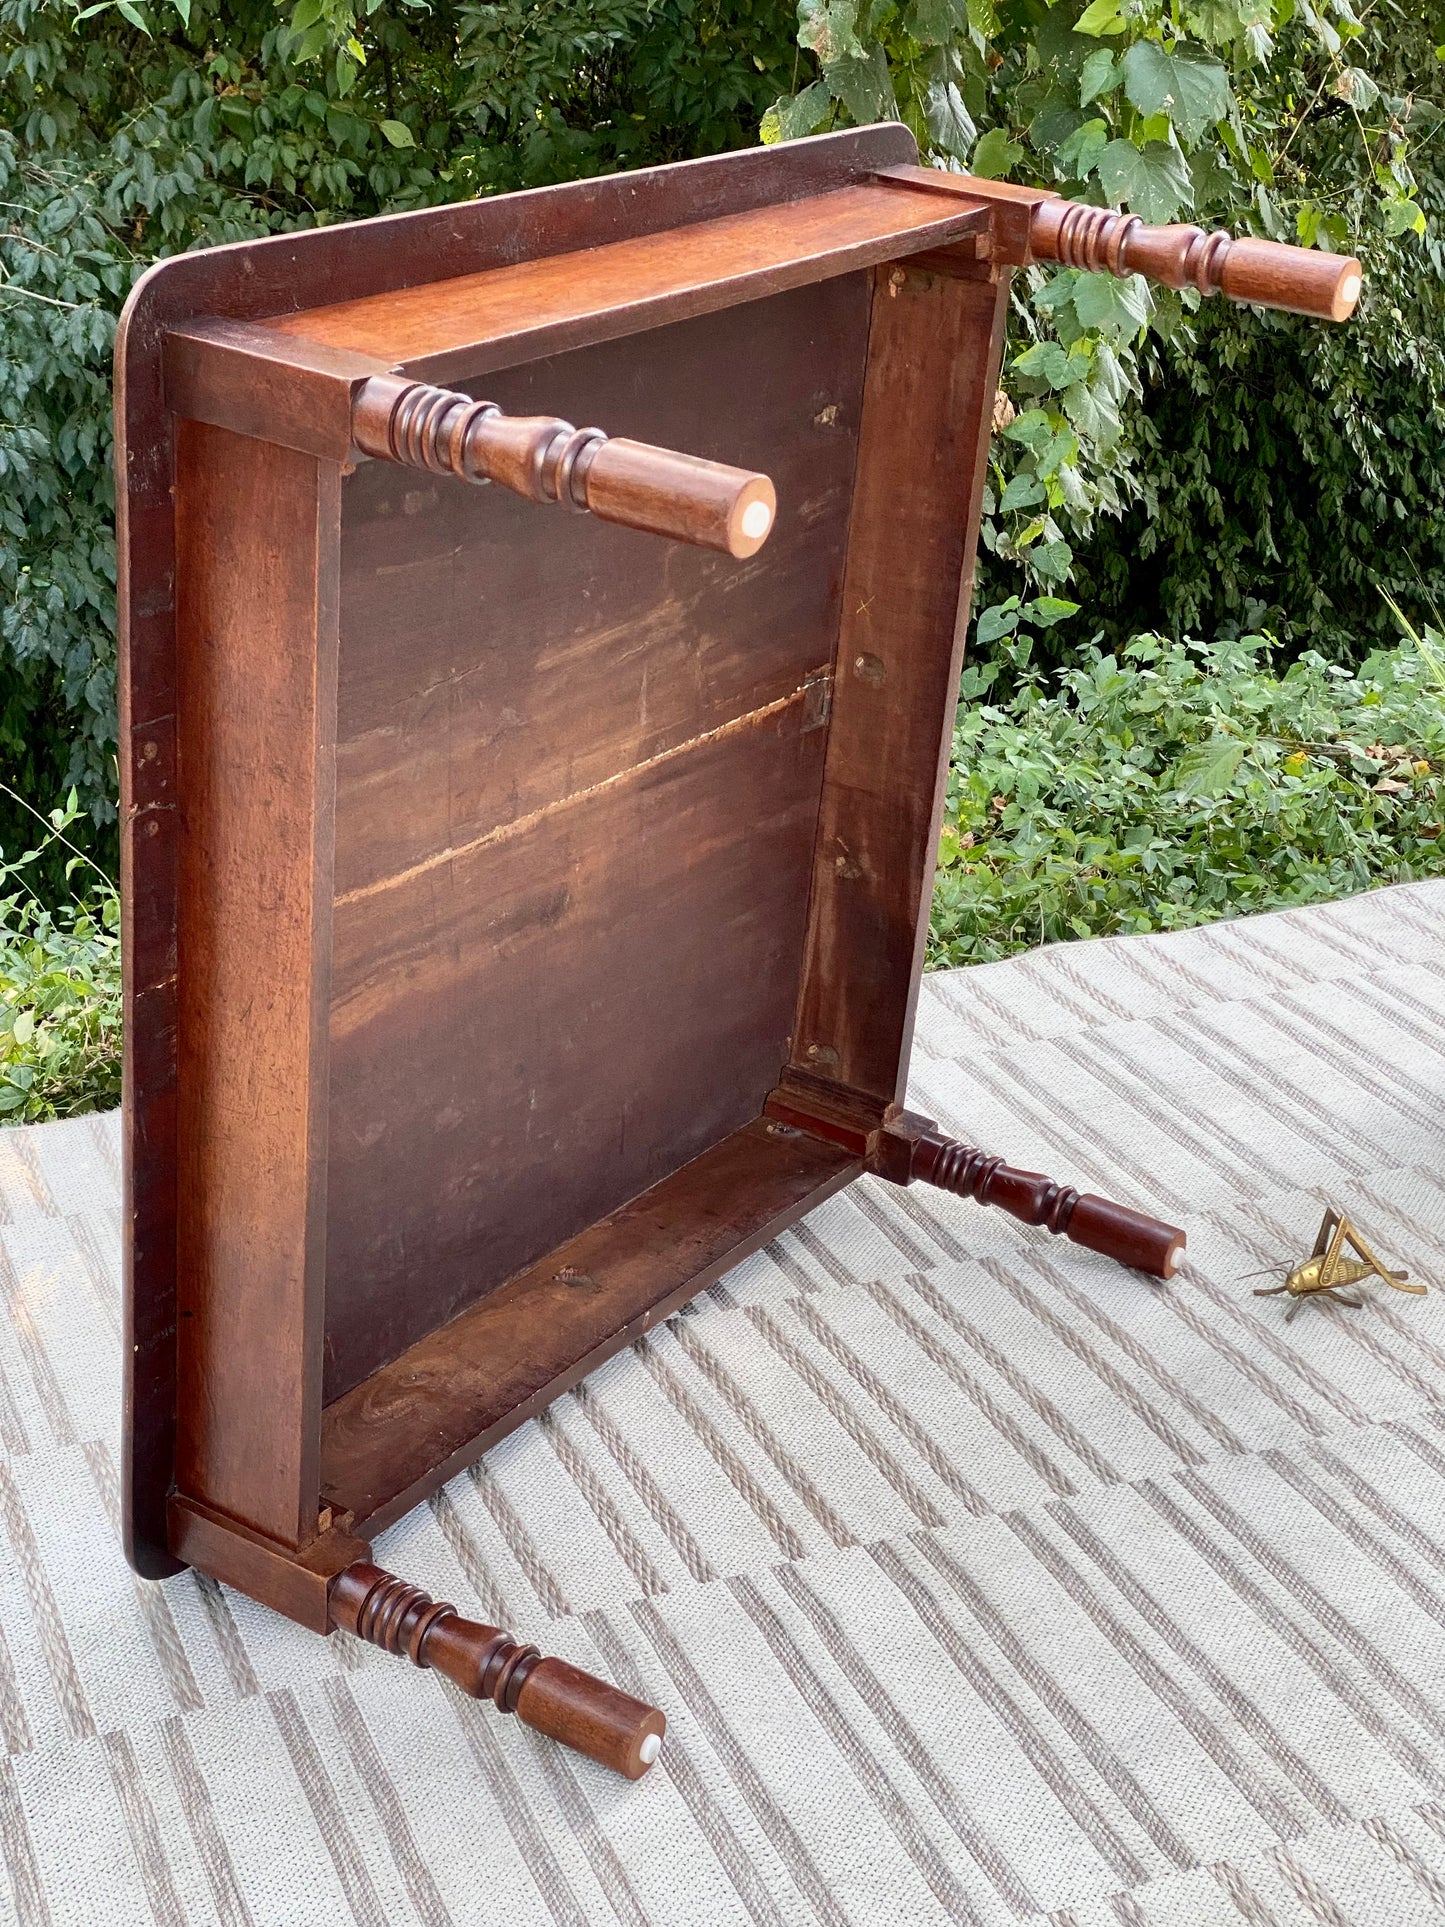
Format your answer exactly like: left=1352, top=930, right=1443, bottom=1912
left=333, top=672, right=827, bottom=910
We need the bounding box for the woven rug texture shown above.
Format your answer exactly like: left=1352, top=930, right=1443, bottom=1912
left=0, top=881, right=1443, bottom=1926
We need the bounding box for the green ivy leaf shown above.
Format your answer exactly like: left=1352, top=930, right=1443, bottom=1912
left=1029, top=538, right=1074, bottom=582
left=1013, top=341, right=1077, bottom=389
left=798, top=0, right=863, bottom=65
left=1185, top=0, right=1271, bottom=47
left=825, top=45, right=896, bottom=122
left=1298, top=0, right=1341, bottom=56
left=1383, top=196, right=1426, bottom=238
left=999, top=474, right=1046, bottom=511
left=1026, top=596, right=1082, bottom=626
left=291, top=21, right=329, bottom=60
left=1074, top=0, right=1126, bottom=35
left=1079, top=49, right=1119, bottom=108
left=1071, top=269, right=1151, bottom=334
left=1056, top=462, right=1093, bottom=515
left=924, top=62, right=975, bottom=160
left=1062, top=380, right=1113, bottom=443
left=760, top=82, right=832, bottom=144
left=976, top=599, right=1021, bottom=645
left=1030, top=93, right=1084, bottom=157
left=1035, top=426, right=1078, bottom=479
left=905, top=0, right=966, bottom=47
left=1122, top=42, right=1230, bottom=146
left=1058, top=117, right=1109, bottom=180
left=971, top=127, right=1025, bottom=179
left=1003, top=407, right=1054, bottom=452
left=1096, top=138, right=1193, bottom=223
left=1189, top=143, right=1239, bottom=214
left=1335, top=66, right=1381, bottom=112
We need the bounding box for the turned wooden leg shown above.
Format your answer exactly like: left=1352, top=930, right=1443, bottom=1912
left=330, top=1563, right=665, bottom=1778
left=911, top=1131, right=1184, bottom=1278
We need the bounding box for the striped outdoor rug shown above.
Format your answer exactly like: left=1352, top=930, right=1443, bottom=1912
left=0, top=880, right=1443, bottom=1926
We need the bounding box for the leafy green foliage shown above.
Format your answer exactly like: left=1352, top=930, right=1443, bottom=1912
left=0, top=788, right=120, bottom=1120
left=5, top=0, right=1444, bottom=975
left=929, top=630, right=1445, bottom=965
left=1077, top=156, right=1445, bottom=655
left=765, top=0, right=1445, bottom=671
left=0, top=0, right=796, bottom=881
left=0, top=127, right=127, bottom=873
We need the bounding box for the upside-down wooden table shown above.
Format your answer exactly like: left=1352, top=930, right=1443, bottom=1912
left=116, top=127, right=1361, bottom=1780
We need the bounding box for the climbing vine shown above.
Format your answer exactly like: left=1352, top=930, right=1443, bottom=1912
left=764, top=0, right=1445, bottom=667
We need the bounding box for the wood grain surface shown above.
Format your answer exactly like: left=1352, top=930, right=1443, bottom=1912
left=173, top=421, right=338, bottom=1550
left=320, top=1120, right=858, bottom=1535
left=269, top=183, right=988, bottom=385
left=347, top=372, right=780, bottom=556
left=325, top=683, right=832, bottom=1399
left=331, top=283, right=865, bottom=897
left=118, top=125, right=918, bottom=1581
left=331, top=1562, right=668, bottom=1778
left=877, top=163, right=1363, bottom=320
left=320, top=283, right=869, bottom=1401
left=789, top=258, right=1010, bottom=1105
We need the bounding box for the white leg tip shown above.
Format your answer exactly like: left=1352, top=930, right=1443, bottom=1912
left=740, top=499, right=773, bottom=541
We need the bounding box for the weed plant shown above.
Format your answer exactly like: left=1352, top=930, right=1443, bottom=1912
left=931, top=629, right=1445, bottom=965
left=0, top=788, right=120, bottom=1119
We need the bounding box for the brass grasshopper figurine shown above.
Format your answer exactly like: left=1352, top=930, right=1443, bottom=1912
left=1252, top=1205, right=1425, bottom=1322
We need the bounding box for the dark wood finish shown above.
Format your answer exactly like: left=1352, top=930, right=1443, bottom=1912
left=326, top=693, right=829, bottom=1399
left=349, top=373, right=776, bottom=556
left=764, top=1064, right=896, bottom=1149
left=118, top=124, right=916, bottom=1583
left=911, top=1132, right=1185, bottom=1278
left=165, top=319, right=391, bottom=461
left=1034, top=193, right=1362, bottom=319
left=788, top=255, right=1010, bottom=1106
left=173, top=421, right=337, bottom=1550
left=323, top=285, right=864, bottom=1400
left=119, top=134, right=1349, bottom=1772
left=267, top=183, right=990, bottom=383
left=765, top=1080, right=1184, bottom=1277
left=513, top=1659, right=664, bottom=1781
left=321, top=1121, right=859, bottom=1535
left=327, top=282, right=864, bottom=900
left=874, top=167, right=1050, bottom=261
left=584, top=437, right=774, bottom=557
left=875, top=164, right=1362, bottom=321
left=331, top=1563, right=666, bottom=1779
